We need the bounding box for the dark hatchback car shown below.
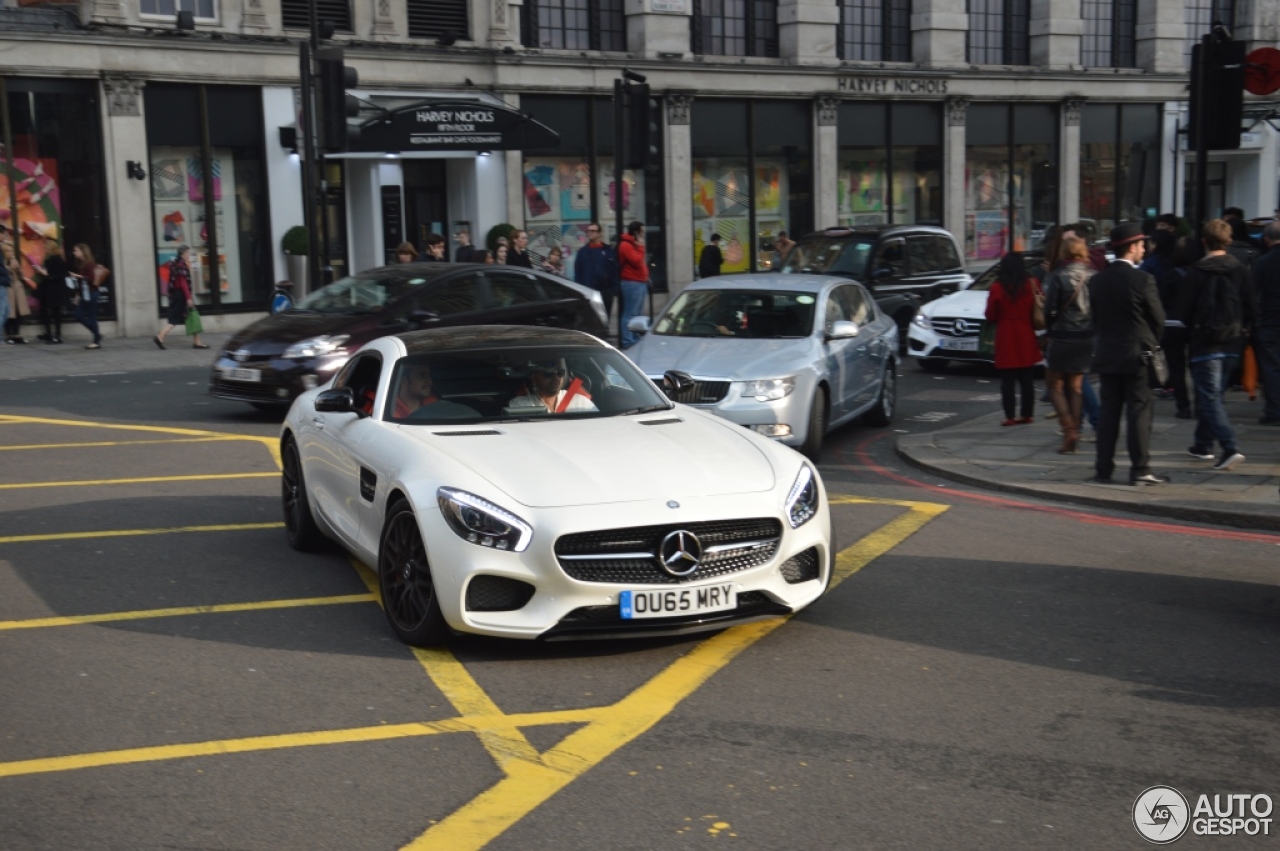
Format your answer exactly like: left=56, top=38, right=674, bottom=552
left=210, top=263, right=609, bottom=408
left=779, top=225, right=972, bottom=336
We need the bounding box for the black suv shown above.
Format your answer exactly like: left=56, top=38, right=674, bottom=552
left=779, top=225, right=972, bottom=337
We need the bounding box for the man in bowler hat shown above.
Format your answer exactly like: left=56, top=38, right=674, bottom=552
left=1087, top=223, right=1167, bottom=485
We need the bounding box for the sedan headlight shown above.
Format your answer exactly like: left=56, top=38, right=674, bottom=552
left=437, top=487, right=533, bottom=552
left=784, top=465, right=819, bottom=529
left=742, top=377, right=796, bottom=401
left=283, top=334, right=349, bottom=360
left=911, top=313, right=931, bottom=329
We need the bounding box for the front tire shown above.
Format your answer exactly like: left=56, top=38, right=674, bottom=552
left=379, top=499, right=451, bottom=647
left=800, top=388, right=827, bottom=462
left=282, top=438, right=325, bottom=552
left=862, top=363, right=896, bottom=426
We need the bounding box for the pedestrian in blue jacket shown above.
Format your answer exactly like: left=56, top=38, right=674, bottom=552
left=573, top=222, right=618, bottom=323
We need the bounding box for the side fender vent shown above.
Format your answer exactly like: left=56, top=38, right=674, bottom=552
left=638, top=418, right=683, bottom=426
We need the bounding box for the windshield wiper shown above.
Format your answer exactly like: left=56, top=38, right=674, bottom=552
left=623, top=404, right=675, bottom=415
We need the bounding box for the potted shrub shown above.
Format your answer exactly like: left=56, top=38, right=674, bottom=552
left=486, top=223, right=516, bottom=254
left=282, top=226, right=310, bottom=292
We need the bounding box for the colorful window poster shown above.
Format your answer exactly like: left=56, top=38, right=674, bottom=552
left=837, top=153, right=887, bottom=218
left=690, top=159, right=787, bottom=274
left=520, top=158, right=642, bottom=274
left=0, top=156, right=62, bottom=286
left=970, top=210, right=1008, bottom=260
left=150, top=147, right=240, bottom=300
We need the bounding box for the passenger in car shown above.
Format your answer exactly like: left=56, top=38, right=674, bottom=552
left=508, top=357, right=598, bottom=413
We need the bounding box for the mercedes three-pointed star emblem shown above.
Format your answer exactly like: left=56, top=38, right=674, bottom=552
left=658, top=529, right=703, bottom=577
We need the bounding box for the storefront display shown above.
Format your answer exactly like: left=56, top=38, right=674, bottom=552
left=964, top=103, right=1058, bottom=260
left=837, top=102, right=943, bottom=229
left=521, top=155, right=645, bottom=274
left=1081, top=103, right=1160, bottom=235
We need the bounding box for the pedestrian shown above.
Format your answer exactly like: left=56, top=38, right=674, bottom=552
left=541, top=246, right=567, bottom=277
left=453, top=229, right=476, bottom=264
left=419, top=233, right=446, bottom=262
left=984, top=252, right=1042, bottom=425
left=1087, top=223, right=1167, bottom=485
left=1252, top=220, right=1280, bottom=426
left=773, top=230, right=795, bottom=267
left=0, top=234, right=10, bottom=341
left=34, top=238, right=68, bottom=344
left=507, top=230, right=534, bottom=268
left=1043, top=236, right=1096, bottom=453
left=698, top=233, right=723, bottom=279
left=2, top=228, right=32, bottom=344
left=1184, top=218, right=1255, bottom=471
left=1154, top=236, right=1199, bottom=419
left=70, top=243, right=104, bottom=349
left=1064, top=221, right=1109, bottom=271
left=573, top=222, right=618, bottom=324
left=393, top=242, right=418, bottom=264
left=1139, top=229, right=1177, bottom=278
left=494, top=244, right=509, bottom=265
left=618, top=220, right=649, bottom=350
left=154, top=244, right=207, bottom=350
left=474, top=249, right=493, bottom=264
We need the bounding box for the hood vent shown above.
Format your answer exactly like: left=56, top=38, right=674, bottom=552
left=432, top=430, right=503, bottom=436
left=638, top=418, right=683, bottom=426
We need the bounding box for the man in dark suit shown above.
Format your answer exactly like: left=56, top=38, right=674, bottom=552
left=1088, top=222, right=1167, bottom=485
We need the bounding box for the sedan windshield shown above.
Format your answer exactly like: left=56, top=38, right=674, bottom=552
left=654, top=289, right=817, bottom=339
left=385, top=346, right=671, bottom=424
left=779, top=237, right=874, bottom=276
left=294, top=274, right=434, bottom=314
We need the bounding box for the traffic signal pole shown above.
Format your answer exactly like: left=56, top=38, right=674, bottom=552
left=1193, top=32, right=1211, bottom=230
left=298, top=41, right=319, bottom=295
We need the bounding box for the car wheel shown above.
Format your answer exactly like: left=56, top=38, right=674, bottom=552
left=379, top=499, right=451, bottom=647
left=862, top=363, right=896, bottom=426
left=917, top=357, right=948, bottom=373
left=800, top=388, right=827, bottom=463
left=282, top=438, right=326, bottom=552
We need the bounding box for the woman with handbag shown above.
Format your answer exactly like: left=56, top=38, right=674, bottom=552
left=154, top=244, right=207, bottom=350
left=34, top=239, right=68, bottom=344
left=1043, top=236, right=1097, bottom=453
left=984, top=252, right=1043, bottom=425
left=70, top=243, right=103, bottom=349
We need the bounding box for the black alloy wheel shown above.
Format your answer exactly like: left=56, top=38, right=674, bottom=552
left=863, top=363, right=896, bottom=426
left=282, top=438, right=325, bottom=551
left=800, top=388, right=827, bottom=463
left=379, top=500, right=451, bottom=647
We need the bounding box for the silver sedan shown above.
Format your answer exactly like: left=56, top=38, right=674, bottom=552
left=626, top=273, right=898, bottom=459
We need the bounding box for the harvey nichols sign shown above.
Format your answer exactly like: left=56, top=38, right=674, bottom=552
left=836, top=77, right=950, bottom=95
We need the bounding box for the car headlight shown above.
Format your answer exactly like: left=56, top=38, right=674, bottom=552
left=437, top=487, right=533, bottom=552
left=784, top=465, right=819, bottom=529
left=742, top=377, right=796, bottom=401
left=283, top=334, right=349, bottom=360
left=911, top=313, right=931, bottom=329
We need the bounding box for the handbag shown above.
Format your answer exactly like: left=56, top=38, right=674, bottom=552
left=65, top=275, right=78, bottom=292
left=1142, top=347, right=1170, bottom=387
left=185, top=306, right=204, bottom=335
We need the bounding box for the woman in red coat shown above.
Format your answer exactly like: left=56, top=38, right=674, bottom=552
left=984, top=252, right=1042, bottom=425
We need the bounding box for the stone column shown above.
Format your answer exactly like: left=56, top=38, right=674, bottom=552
left=944, top=96, right=968, bottom=246
left=911, top=0, right=967, bottom=68
left=1030, top=0, right=1082, bottom=69
left=100, top=75, right=153, bottom=338
left=1136, top=0, right=1185, bottom=73
left=814, top=96, right=839, bottom=229
left=626, top=0, right=693, bottom=58
left=1059, top=98, right=1084, bottom=226
left=504, top=93, right=525, bottom=226
left=489, top=0, right=516, bottom=46
left=665, top=93, right=694, bottom=293
left=778, top=0, right=838, bottom=63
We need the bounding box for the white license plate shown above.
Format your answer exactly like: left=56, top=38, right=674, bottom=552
left=939, top=337, right=978, bottom=351
left=219, top=367, right=262, bottom=382
left=620, top=583, right=737, bottom=619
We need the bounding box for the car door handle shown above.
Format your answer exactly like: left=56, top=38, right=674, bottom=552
left=312, top=417, right=325, bottom=430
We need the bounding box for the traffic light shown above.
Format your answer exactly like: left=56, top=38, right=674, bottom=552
left=625, top=82, right=659, bottom=170
left=317, top=47, right=360, bottom=152
left=1189, top=35, right=1245, bottom=151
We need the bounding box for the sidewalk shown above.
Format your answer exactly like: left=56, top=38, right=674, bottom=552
left=898, top=395, right=1280, bottom=531
left=1, top=332, right=235, bottom=381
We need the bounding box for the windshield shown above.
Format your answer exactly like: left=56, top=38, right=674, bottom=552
left=294, top=274, right=430, bottom=314
left=779, top=237, right=875, bottom=276
left=385, top=346, right=671, bottom=424
left=653, top=289, right=817, bottom=338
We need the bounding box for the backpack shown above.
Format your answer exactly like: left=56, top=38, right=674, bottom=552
left=1194, top=268, right=1243, bottom=345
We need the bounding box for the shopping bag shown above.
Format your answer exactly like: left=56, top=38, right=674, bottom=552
left=185, top=307, right=204, bottom=335
left=1242, top=345, right=1258, bottom=401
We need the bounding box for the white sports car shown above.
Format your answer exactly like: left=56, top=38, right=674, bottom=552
left=280, top=326, right=833, bottom=645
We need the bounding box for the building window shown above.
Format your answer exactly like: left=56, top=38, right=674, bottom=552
left=521, top=0, right=625, bottom=50
left=282, top=0, right=351, bottom=31
left=1081, top=103, right=1160, bottom=237
left=837, top=102, right=942, bottom=227
left=408, top=0, right=469, bottom=40
left=964, top=103, right=1058, bottom=261
left=1185, top=0, right=1235, bottom=67
left=692, top=0, right=779, bottom=58
left=140, top=0, right=216, bottom=18
left=838, top=0, right=911, bottom=62
left=1081, top=0, right=1136, bottom=67
left=966, top=0, right=1029, bottom=65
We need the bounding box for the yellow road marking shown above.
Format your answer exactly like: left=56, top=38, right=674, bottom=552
left=0, top=472, right=278, bottom=490
left=0, top=522, right=284, bottom=545
left=0, top=594, right=374, bottom=631
left=0, top=436, right=245, bottom=452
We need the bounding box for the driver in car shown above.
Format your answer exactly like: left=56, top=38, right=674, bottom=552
left=391, top=362, right=478, bottom=418
left=508, top=357, right=597, bottom=413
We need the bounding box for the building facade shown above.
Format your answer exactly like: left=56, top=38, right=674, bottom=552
left=1, top=0, right=1277, bottom=337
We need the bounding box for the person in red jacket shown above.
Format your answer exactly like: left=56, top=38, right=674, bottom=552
left=984, top=252, right=1043, bottom=425
left=618, top=220, right=649, bottom=349
left=154, top=244, right=207, bottom=350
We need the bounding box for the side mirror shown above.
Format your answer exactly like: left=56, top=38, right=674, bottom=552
left=826, top=320, right=859, bottom=341
left=627, top=315, right=651, bottom=335
left=409, top=309, right=440, bottom=329
left=314, top=387, right=358, bottom=414
left=662, top=370, right=695, bottom=399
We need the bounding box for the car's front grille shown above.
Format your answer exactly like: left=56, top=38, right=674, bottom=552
left=555, top=518, right=782, bottom=584
left=208, top=378, right=288, bottom=403
left=651, top=379, right=730, bottom=405
left=929, top=317, right=983, bottom=338
left=220, top=350, right=279, bottom=364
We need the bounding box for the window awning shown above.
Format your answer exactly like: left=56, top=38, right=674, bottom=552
left=353, top=99, right=560, bottom=153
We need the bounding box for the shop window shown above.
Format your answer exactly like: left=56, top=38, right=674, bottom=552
left=1081, top=103, right=1160, bottom=237
left=521, top=0, right=624, bottom=50
left=407, top=0, right=469, bottom=40
left=692, top=0, right=778, bottom=57
left=1081, top=0, right=1136, bottom=68
left=838, top=0, right=911, bottom=62
left=966, top=0, right=1029, bottom=65
left=282, top=0, right=351, bottom=31
left=964, top=103, right=1059, bottom=261
left=836, top=102, right=942, bottom=227
left=1184, top=0, right=1234, bottom=67
left=140, top=0, right=217, bottom=19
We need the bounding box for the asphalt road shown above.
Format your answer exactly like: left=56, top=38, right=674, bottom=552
left=1, top=362, right=1277, bottom=850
